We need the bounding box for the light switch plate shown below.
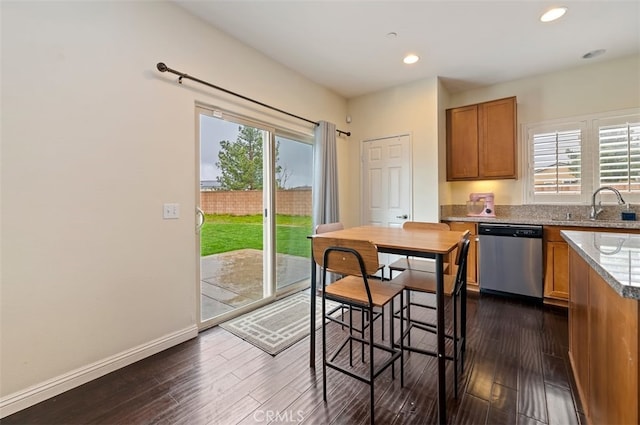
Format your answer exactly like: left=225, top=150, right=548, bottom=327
left=163, top=203, right=180, bottom=219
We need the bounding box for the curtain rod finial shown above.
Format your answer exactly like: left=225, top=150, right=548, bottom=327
left=157, top=62, right=168, bottom=72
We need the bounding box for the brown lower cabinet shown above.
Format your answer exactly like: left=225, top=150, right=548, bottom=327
left=444, top=221, right=477, bottom=289
left=568, top=248, right=639, bottom=425
left=543, top=226, right=640, bottom=306
left=544, top=227, right=570, bottom=305
left=544, top=241, right=569, bottom=301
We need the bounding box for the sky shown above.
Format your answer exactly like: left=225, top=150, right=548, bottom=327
left=200, top=114, right=313, bottom=188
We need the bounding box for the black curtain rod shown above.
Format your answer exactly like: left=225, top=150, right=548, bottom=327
left=156, top=62, right=351, bottom=137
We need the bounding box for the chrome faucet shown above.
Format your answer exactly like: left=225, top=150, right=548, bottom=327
left=589, top=186, right=626, bottom=220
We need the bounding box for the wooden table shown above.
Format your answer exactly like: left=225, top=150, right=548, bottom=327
left=309, top=225, right=465, bottom=425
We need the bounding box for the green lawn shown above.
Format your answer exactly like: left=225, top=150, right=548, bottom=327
left=200, top=214, right=312, bottom=257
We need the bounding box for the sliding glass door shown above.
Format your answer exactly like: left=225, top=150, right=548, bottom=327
left=196, top=107, right=312, bottom=329
left=274, top=135, right=313, bottom=292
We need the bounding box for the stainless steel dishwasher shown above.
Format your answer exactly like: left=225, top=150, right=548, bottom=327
left=478, top=223, right=544, bottom=300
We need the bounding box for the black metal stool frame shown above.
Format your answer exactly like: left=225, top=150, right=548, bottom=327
left=394, top=237, right=470, bottom=396
left=319, top=245, right=404, bottom=425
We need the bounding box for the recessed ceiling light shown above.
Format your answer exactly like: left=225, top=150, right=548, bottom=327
left=386, top=32, right=398, bottom=38
left=540, top=7, right=567, bottom=22
left=403, top=54, right=419, bottom=64
left=582, top=49, right=606, bottom=59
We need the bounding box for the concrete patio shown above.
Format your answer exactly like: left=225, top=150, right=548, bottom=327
left=201, top=249, right=310, bottom=320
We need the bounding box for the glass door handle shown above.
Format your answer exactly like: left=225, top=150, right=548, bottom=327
left=196, top=207, right=205, bottom=233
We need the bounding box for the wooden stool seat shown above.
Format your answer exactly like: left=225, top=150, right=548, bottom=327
left=390, top=269, right=456, bottom=296
left=325, top=277, right=404, bottom=307
left=388, top=258, right=450, bottom=275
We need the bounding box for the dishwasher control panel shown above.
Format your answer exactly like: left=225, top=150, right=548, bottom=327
left=478, top=223, right=543, bottom=238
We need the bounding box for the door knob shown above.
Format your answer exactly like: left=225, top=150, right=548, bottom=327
left=396, top=214, right=408, bottom=219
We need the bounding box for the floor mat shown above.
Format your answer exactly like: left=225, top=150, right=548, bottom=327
left=220, top=291, right=340, bottom=355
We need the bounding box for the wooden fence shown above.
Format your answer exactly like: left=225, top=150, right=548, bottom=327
left=200, top=189, right=311, bottom=216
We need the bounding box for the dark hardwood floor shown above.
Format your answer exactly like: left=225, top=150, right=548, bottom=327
left=2, top=292, right=582, bottom=425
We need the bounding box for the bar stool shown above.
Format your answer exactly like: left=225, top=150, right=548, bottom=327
left=391, top=235, right=471, bottom=396
left=312, top=237, right=404, bottom=425
left=315, top=223, right=386, bottom=340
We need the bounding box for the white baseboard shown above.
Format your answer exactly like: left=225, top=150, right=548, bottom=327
left=0, top=325, right=198, bottom=418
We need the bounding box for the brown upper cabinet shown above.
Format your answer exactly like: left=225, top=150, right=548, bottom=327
left=446, top=96, right=517, bottom=181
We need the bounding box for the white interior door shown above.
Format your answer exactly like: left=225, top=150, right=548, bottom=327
left=362, top=134, right=412, bottom=270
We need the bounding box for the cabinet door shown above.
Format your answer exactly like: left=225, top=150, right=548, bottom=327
left=544, top=241, right=569, bottom=299
left=468, top=232, right=478, bottom=285
left=478, top=97, right=517, bottom=179
left=569, top=247, right=640, bottom=425
left=568, top=250, right=590, bottom=418
left=447, top=222, right=477, bottom=285
left=588, top=268, right=639, bottom=425
left=446, top=105, right=478, bottom=180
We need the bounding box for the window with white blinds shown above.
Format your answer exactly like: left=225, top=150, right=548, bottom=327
left=525, top=120, right=587, bottom=203
left=532, top=129, right=581, bottom=194
left=598, top=121, right=640, bottom=191
left=524, top=108, right=640, bottom=204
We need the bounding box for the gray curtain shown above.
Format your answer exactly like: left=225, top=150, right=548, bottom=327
left=312, top=121, right=339, bottom=229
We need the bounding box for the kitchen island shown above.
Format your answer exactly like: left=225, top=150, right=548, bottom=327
left=561, top=230, right=639, bottom=425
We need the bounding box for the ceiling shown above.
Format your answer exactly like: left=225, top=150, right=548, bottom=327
left=174, top=1, right=640, bottom=99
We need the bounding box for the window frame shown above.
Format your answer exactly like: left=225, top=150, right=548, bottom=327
left=525, top=119, right=588, bottom=204
left=523, top=107, right=640, bottom=205
left=594, top=114, right=640, bottom=195
left=195, top=104, right=315, bottom=330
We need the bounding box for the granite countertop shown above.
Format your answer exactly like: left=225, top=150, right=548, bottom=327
left=561, top=230, right=640, bottom=300
left=441, top=204, right=640, bottom=230
left=441, top=215, right=640, bottom=229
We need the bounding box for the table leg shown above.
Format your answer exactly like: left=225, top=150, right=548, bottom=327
left=310, top=248, right=317, bottom=369
left=436, top=253, right=446, bottom=424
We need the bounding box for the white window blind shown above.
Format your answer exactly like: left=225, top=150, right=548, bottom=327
left=524, top=109, right=640, bottom=205
left=533, top=130, right=582, bottom=194
left=598, top=121, right=640, bottom=192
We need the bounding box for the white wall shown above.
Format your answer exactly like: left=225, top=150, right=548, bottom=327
left=339, top=55, right=640, bottom=222
left=441, top=54, right=640, bottom=205
left=345, top=78, right=441, bottom=226
left=0, top=1, right=346, bottom=414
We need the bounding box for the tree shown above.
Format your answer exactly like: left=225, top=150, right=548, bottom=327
left=216, top=126, right=264, bottom=190
left=215, top=125, right=284, bottom=190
